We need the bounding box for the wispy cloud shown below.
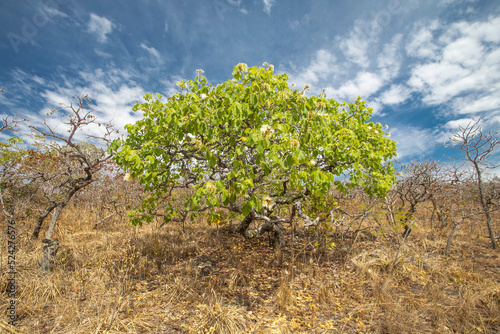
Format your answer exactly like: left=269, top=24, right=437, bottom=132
left=87, top=13, right=115, bottom=43
left=288, top=49, right=337, bottom=90
left=37, top=2, right=69, bottom=19
left=378, top=84, right=412, bottom=106
left=337, top=25, right=371, bottom=69
left=443, top=117, right=476, bottom=129
left=160, top=76, right=184, bottom=98
left=406, top=20, right=440, bottom=59
left=406, top=15, right=500, bottom=120
left=140, top=43, right=162, bottom=63
left=2, top=66, right=146, bottom=144
left=328, top=71, right=384, bottom=102
left=263, top=0, right=276, bottom=15
left=377, top=34, right=403, bottom=81
left=94, top=49, right=112, bottom=58
left=391, top=126, right=438, bottom=159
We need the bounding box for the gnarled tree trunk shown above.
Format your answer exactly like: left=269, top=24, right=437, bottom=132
left=40, top=239, right=59, bottom=272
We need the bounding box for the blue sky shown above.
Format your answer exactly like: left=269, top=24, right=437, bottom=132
left=1, top=0, right=500, bottom=167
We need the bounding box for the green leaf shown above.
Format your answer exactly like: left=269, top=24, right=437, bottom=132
left=242, top=201, right=252, bottom=216
left=232, top=160, right=240, bottom=170
left=256, top=141, right=265, bottom=154
left=209, top=155, right=217, bottom=167
left=297, top=150, right=306, bottom=162
left=250, top=94, right=257, bottom=105
left=7, top=137, right=23, bottom=144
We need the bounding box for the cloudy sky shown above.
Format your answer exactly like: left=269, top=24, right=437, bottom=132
left=1, top=0, right=499, bottom=166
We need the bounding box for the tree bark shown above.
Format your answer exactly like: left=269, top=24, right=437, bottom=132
left=474, top=162, right=498, bottom=249
left=445, top=219, right=461, bottom=256
left=32, top=202, right=58, bottom=239
left=40, top=239, right=59, bottom=272
left=246, top=221, right=284, bottom=248
left=235, top=213, right=253, bottom=235
left=235, top=210, right=290, bottom=248
left=45, top=203, right=64, bottom=240
left=44, top=183, right=85, bottom=240
left=38, top=185, right=84, bottom=272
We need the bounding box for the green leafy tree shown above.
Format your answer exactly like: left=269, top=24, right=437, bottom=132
left=112, top=63, right=397, bottom=245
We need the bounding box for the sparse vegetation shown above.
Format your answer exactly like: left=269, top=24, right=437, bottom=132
left=0, top=179, right=499, bottom=333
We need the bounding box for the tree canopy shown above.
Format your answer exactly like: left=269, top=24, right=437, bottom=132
left=112, top=63, right=397, bottom=235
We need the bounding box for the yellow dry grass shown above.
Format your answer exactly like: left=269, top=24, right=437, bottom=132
left=0, top=206, right=499, bottom=333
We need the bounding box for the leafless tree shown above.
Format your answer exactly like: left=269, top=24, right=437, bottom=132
left=28, top=95, right=116, bottom=270
left=434, top=165, right=484, bottom=255
left=445, top=117, right=499, bottom=249
left=72, top=160, right=144, bottom=230
left=0, top=87, right=26, bottom=132
left=392, top=159, right=441, bottom=237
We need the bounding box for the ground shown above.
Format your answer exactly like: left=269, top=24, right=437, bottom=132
left=0, top=206, right=499, bottom=333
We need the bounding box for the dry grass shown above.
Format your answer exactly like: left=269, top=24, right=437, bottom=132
left=0, top=206, right=499, bottom=333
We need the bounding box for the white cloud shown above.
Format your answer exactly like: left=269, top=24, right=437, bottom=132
left=448, top=16, right=500, bottom=43
left=366, top=99, right=384, bottom=115
left=39, top=3, right=69, bottom=19
left=377, top=34, right=403, bottom=80
left=391, top=126, right=437, bottom=159
left=263, top=0, right=276, bottom=14
left=9, top=68, right=55, bottom=96
left=329, top=72, right=384, bottom=102
left=408, top=62, right=474, bottom=104
left=406, top=20, right=440, bottom=59
left=140, top=43, right=162, bottom=63
left=337, top=25, right=370, bottom=68
left=32, top=75, right=45, bottom=86
left=286, top=12, right=499, bottom=122
left=41, top=91, right=69, bottom=107
left=452, top=95, right=500, bottom=115
left=94, top=49, right=112, bottom=58
left=2, top=67, right=146, bottom=145
left=379, top=84, right=412, bottom=105
left=406, top=15, right=500, bottom=117
left=289, top=49, right=337, bottom=90
left=443, top=117, right=476, bottom=129
left=442, top=37, right=483, bottom=68
left=337, top=8, right=398, bottom=69
left=87, top=13, right=114, bottom=43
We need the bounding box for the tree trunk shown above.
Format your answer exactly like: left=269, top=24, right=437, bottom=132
left=474, top=163, right=498, bottom=249
left=38, top=186, right=81, bottom=272
left=44, top=185, right=82, bottom=240
left=235, top=212, right=284, bottom=248
left=247, top=221, right=284, bottom=248
left=32, top=202, right=58, bottom=239
left=430, top=200, right=436, bottom=229
left=45, top=203, right=64, bottom=240
left=402, top=208, right=415, bottom=238
left=445, top=219, right=462, bottom=256
left=40, top=239, right=59, bottom=272
left=235, top=213, right=253, bottom=235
